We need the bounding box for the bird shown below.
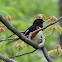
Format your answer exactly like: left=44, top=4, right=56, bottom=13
left=24, top=18, right=44, bottom=43
left=6, top=18, right=44, bottom=45
left=24, top=18, right=44, bottom=56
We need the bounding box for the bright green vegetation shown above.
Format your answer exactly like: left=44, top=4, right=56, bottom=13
left=0, top=0, right=61, bottom=62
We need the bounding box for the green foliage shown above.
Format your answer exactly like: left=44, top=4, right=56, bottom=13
left=0, top=0, right=59, bottom=19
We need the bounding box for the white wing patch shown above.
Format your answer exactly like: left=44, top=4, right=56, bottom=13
left=25, top=29, right=29, bottom=35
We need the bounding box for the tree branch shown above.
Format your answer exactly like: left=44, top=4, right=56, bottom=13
left=0, top=53, right=17, bottom=62
left=9, top=49, right=37, bottom=58
left=41, top=46, right=53, bottom=62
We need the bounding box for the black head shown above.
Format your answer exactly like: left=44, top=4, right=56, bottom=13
left=33, top=19, right=44, bottom=27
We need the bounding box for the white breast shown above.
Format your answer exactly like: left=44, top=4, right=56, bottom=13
left=32, top=30, right=43, bottom=42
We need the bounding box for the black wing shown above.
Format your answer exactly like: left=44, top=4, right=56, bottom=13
left=24, top=25, right=37, bottom=36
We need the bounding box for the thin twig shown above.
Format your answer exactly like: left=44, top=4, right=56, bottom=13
left=0, top=37, right=19, bottom=42
left=29, top=32, right=33, bottom=39
left=14, top=48, right=21, bottom=60
left=14, top=40, right=21, bottom=60
left=6, top=33, right=15, bottom=39
left=9, top=49, right=37, bottom=58
left=45, top=30, right=54, bottom=37
left=14, top=50, right=20, bottom=60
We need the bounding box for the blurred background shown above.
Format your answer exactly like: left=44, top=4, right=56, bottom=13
left=0, top=0, right=62, bottom=62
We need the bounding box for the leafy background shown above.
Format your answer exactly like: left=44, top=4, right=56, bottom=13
left=0, top=0, right=61, bottom=62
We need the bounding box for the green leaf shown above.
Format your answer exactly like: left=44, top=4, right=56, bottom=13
left=58, top=48, right=62, bottom=58
left=57, top=25, right=62, bottom=34
left=48, top=49, right=56, bottom=56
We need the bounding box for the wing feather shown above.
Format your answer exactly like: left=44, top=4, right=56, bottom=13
left=24, top=25, right=37, bottom=36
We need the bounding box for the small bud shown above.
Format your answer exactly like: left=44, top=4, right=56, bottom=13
left=35, top=14, right=46, bottom=19
left=0, top=28, right=5, bottom=32
left=6, top=16, right=13, bottom=21
left=45, top=16, right=57, bottom=23
left=0, top=24, right=5, bottom=28
left=55, top=45, right=61, bottom=49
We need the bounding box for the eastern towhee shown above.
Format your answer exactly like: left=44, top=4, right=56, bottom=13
left=7, top=18, right=44, bottom=45
left=24, top=19, right=44, bottom=43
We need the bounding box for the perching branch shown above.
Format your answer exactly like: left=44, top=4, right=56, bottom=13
left=0, top=32, right=24, bottom=43
left=9, top=49, right=37, bottom=58
left=0, top=53, right=17, bottom=62
left=14, top=46, right=21, bottom=61
left=6, top=38, right=19, bottom=45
